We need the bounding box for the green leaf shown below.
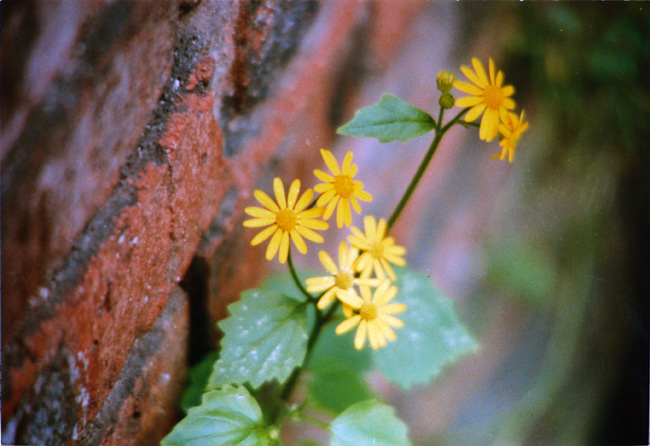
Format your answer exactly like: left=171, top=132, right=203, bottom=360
left=329, top=400, right=412, bottom=446
left=336, top=94, right=436, bottom=142
left=307, top=323, right=374, bottom=413
left=161, top=385, right=270, bottom=446
left=180, top=351, right=219, bottom=413
left=372, top=267, right=478, bottom=389
left=208, top=273, right=310, bottom=389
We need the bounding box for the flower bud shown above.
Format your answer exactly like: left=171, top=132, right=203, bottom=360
left=436, top=70, right=455, bottom=93
left=439, top=92, right=455, bottom=109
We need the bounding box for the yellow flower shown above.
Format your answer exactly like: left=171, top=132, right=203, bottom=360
left=306, top=241, right=381, bottom=310
left=454, top=57, right=516, bottom=142
left=314, top=149, right=372, bottom=228
left=335, top=280, right=406, bottom=350
left=244, top=178, right=328, bottom=263
left=348, top=215, right=406, bottom=281
left=493, top=110, right=529, bottom=163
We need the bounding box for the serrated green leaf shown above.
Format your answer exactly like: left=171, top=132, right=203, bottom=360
left=161, top=385, right=270, bottom=446
left=208, top=273, right=310, bottom=389
left=336, top=94, right=435, bottom=142
left=180, top=351, right=219, bottom=413
left=308, top=324, right=374, bottom=413
left=372, top=267, right=478, bottom=389
left=329, top=400, right=412, bottom=446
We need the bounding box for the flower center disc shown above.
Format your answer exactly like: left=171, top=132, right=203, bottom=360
left=333, top=174, right=354, bottom=198
left=276, top=209, right=298, bottom=231
left=334, top=271, right=354, bottom=290
left=360, top=302, right=378, bottom=321
left=369, top=243, right=384, bottom=259
left=483, top=85, right=504, bottom=109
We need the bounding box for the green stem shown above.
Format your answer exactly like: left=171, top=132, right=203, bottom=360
left=386, top=107, right=469, bottom=232
left=296, top=412, right=330, bottom=430
left=281, top=301, right=340, bottom=401
left=287, top=249, right=315, bottom=302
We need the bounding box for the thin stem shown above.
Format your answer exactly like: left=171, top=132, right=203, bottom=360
left=386, top=107, right=470, bottom=233
left=281, top=301, right=340, bottom=401
left=296, top=412, right=330, bottom=430
left=288, top=249, right=315, bottom=302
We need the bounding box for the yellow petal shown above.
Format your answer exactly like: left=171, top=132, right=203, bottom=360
left=355, top=252, right=372, bottom=273
left=317, top=288, right=338, bottom=309
left=368, top=323, right=381, bottom=349
left=345, top=162, right=358, bottom=178
left=350, top=196, right=362, bottom=214
left=278, top=231, right=290, bottom=263
left=273, top=178, right=287, bottom=209
left=313, top=169, right=334, bottom=183
left=378, top=313, right=404, bottom=328
left=254, top=190, right=279, bottom=213
left=480, top=108, right=499, bottom=141
left=456, top=95, right=484, bottom=109
left=381, top=303, right=406, bottom=315
left=243, top=217, right=275, bottom=228
left=251, top=225, right=277, bottom=246
left=337, top=289, right=364, bottom=308
left=488, top=57, right=496, bottom=85
left=298, top=207, right=326, bottom=219
left=502, top=97, right=516, bottom=110
left=245, top=206, right=276, bottom=219
left=375, top=320, right=396, bottom=342
left=336, top=315, right=361, bottom=335
left=376, top=219, right=387, bottom=241
left=290, top=230, right=307, bottom=254
left=472, top=57, right=489, bottom=86
left=321, top=148, right=341, bottom=176
left=495, top=70, right=504, bottom=87
left=465, top=103, right=486, bottom=122
left=501, top=84, right=515, bottom=97
left=294, top=188, right=314, bottom=213
left=287, top=179, right=301, bottom=209
left=319, top=250, right=338, bottom=274
left=295, top=225, right=324, bottom=243
left=314, top=183, right=333, bottom=194
left=266, top=229, right=283, bottom=259
left=460, top=64, right=486, bottom=89
left=306, top=275, right=335, bottom=293
left=353, top=186, right=372, bottom=202
left=354, top=321, right=368, bottom=350
left=341, top=151, right=354, bottom=173
left=338, top=241, right=348, bottom=269
left=454, top=81, right=484, bottom=96
left=298, top=218, right=328, bottom=230
left=364, top=215, right=377, bottom=241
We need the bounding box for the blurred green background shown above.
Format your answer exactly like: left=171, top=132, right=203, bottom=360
left=446, top=3, right=649, bottom=445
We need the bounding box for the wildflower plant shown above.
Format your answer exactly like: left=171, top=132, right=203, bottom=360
left=163, top=57, right=529, bottom=446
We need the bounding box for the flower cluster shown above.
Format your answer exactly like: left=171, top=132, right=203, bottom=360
left=244, top=149, right=407, bottom=350
left=452, top=57, right=529, bottom=162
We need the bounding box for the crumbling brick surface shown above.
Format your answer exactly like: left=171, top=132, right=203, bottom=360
left=2, top=0, right=429, bottom=444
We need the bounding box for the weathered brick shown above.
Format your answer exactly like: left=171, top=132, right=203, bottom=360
left=1, top=0, right=180, bottom=344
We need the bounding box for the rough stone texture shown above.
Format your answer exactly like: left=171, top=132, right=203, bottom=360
left=1, top=0, right=429, bottom=444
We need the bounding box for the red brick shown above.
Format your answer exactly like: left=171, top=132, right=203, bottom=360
left=1, top=0, right=179, bottom=344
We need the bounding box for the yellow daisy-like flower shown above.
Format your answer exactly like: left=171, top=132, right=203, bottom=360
left=335, top=280, right=406, bottom=350
left=306, top=241, right=381, bottom=310
left=314, top=149, right=373, bottom=228
left=348, top=215, right=406, bottom=281
left=244, top=178, right=328, bottom=264
left=454, top=57, right=516, bottom=142
left=493, top=110, right=529, bottom=163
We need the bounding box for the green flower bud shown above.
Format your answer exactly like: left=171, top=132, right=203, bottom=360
left=436, top=70, right=455, bottom=93
left=439, top=92, right=455, bottom=109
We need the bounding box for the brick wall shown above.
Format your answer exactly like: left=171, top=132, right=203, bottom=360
left=1, top=1, right=427, bottom=444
